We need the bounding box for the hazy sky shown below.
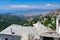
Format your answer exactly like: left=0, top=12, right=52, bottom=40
left=0, top=0, right=60, bottom=9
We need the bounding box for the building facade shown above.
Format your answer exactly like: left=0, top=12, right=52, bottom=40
left=2, top=15, right=60, bottom=40
left=0, top=21, right=53, bottom=40
left=39, top=15, right=60, bottom=40
left=0, top=34, right=21, bottom=40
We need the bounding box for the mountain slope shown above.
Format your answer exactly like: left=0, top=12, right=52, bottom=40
left=0, top=9, right=53, bottom=16
left=44, top=8, right=60, bottom=16
left=0, top=8, right=59, bottom=31
left=40, top=9, right=60, bottom=30
left=0, top=14, right=27, bottom=31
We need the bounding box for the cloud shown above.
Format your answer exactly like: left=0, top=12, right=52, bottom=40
left=41, top=4, right=60, bottom=9
left=45, top=4, right=53, bottom=7
left=0, top=4, right=60, bottom=9
left=10, top=4, right=59, bottom=9
left=10, top=5, right=38, bottom=9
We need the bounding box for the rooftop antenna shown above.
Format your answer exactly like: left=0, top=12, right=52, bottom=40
left=11, top=28, right=12, bottom=34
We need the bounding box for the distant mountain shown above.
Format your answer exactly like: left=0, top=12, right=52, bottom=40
left=39, top=8, right=60, bottom=30
left=44, top=8, right=60, bottom=16
left=22, top=9, right=53, bottom=16
left=0, top=8, right=59, bottom=31
left=0, top=9, right=53, bottom=16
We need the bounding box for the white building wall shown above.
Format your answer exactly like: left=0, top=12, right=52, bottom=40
left=21, top=35, right=28, bottom=40
left=39, top=36, right=43, bottom=40
left=14, top=36, right=21, bottom=40
left=56, top=16, right=58, bottom=33
left=0, top=35, right=21, bottom=40
left=56, top=15, right=60, bottom=34
left=54, top=38, right=59, bottom=40
left=21, top=32, right=28, bottom=40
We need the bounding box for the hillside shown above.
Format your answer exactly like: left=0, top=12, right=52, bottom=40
left=44, top=8, right=60, bottom=16
left=0, top=14, right=39, bottom=31
left=0, top=8, right=60, bottom=31
left=0, top=14, right=28, bottom=31
left=40, top=8, right=60, bottom=30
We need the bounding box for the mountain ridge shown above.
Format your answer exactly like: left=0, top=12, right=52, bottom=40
left=0, top=9, right=53, bottom=16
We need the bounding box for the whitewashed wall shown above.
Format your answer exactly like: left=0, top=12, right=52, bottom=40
left=56, top=15, right=60, bottom=34
left=0, top=34, right=21, bottom=40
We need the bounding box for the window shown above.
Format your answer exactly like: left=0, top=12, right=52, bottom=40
left=59, top=20, right=60, bottom=23
left=58, top=20, right=60, bottom=26
left=5, top=38, right=8, bottom=40
left=43, top=37, right=54, bottom=40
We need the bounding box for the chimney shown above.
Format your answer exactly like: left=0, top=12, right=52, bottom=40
left=56, top=15, right=60, bottom=34
left=33, top=21, right=41, bottom=28
left=10, top=28, right=15, bottom=34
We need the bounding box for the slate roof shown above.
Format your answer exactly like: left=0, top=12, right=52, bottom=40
left=0, top=22, right=54, bottom=39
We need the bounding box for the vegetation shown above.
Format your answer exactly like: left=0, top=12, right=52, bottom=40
left=0, top=8, right=60, bottom=31
left=0, top=15, right=28, bottom=31
left=0, top=14, right=57, bottom=31
left=42, top=16, right=56, bottom=30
